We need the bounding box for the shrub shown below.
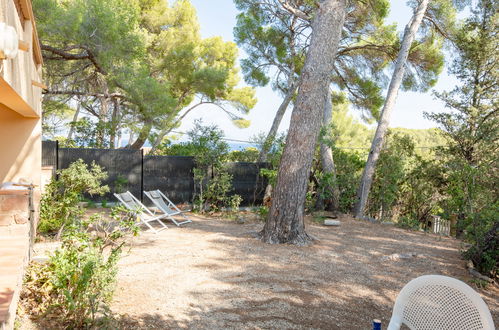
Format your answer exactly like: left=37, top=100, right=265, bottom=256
left=227, top=147, right=259, bottom=162
left=180, top=121, right=242, bottom=213
left=22, top=208, right=139, bottom=328
left=39, top=159, right=109, bottom=235
left=463, top=204, right=498, bottom=277
left=396, top=216, right=421, bottom=231
left=367, top=133, right=415, bottom=221
left=331, top=149, right=365, bottom=213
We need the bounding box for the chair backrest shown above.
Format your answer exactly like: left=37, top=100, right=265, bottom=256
left=114, top=191, right=152, bottom=215
left=144, top=190, right=177, bottom=215
left=388, top=275, right=495, bottom=330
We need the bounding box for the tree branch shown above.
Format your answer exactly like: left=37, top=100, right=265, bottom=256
left=44, top=90, right=126, bottom=99
left=277, top=0, right=311, bottom=21
left=41, top=44, right=107, bottom=75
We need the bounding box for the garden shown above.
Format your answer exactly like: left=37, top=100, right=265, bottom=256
left=13, top=0, right=499, bottom=328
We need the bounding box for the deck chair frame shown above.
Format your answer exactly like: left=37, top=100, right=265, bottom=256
left=114, top=191, right=168, bottom=233
left=144, top=190, right=192, bottom=226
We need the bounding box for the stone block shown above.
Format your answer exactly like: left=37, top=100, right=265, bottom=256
left=14, top=214, right=28, bottom=224
left=0, top=195, right=29, bottom=212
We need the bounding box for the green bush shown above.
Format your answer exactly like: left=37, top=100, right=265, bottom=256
left=396, top=216, right=421, bottom=231
left=177, top=121, right=242, bottom=213
left=463, top=204, right=498, bottom=277
left=367, top=133, right=415, bottom=221
left=39, top=159, right=109, bottom=235
left=332, top=149, right=365, bottom=213
left=227, top=147, right=259, bottom=162
left=23, top=208, right=139, bottom=328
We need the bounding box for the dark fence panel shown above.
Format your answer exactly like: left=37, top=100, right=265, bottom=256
left=58, top=148, right=142, bottom=202
left=143, top=156, right=195, bottom=204
left=226, top=162, right=268, bottom=205
left=41, top=141, right=268, bottom=207
left=42, top=140, right=58, bottom=167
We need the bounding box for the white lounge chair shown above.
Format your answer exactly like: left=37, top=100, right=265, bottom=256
left=144, top=190, right=192, bottom=226
left=387, top=275, right=495, bottom=330
left=114, top=191, right=168, bottom=233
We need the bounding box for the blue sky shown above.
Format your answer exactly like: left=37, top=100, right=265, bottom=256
left=177, top=0, right=457, bottom=143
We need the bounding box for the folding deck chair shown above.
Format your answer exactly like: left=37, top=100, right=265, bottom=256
left=114, top=191, right=168, bottom=233
left=144, top=189, right=192, bottom=226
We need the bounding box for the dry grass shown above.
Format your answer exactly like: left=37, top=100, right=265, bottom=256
left=109, top=213, right=498, bottom=329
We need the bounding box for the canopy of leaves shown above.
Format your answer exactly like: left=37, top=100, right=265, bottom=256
left=36, top=0, right=256, bottom=148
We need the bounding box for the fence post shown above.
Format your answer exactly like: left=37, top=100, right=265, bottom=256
left=55, top=140, right=59, bottom=179
left=141, top=149, right=144, bottom=202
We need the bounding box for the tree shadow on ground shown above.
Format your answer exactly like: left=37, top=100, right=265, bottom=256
left=110, top=214, right=498, bottom=329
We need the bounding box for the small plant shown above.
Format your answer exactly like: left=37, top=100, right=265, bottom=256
left=21, top=207, right=138, bottom=328
left=113, top=175, right=128, bottom=194
left=396, top=216, right=421, bottom=231
left=256, top=206, right=268, bottom=221
left=39, top=159, right=109, bottom=236
left=184, top=120, right=243, bottom=213
left=312, top=214, right=327, bottom=224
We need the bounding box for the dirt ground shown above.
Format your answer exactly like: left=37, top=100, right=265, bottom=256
left=109, top=213, right=498, bottom=329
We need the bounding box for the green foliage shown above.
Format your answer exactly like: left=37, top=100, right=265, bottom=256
left=333, top=149, right=366, bottom=212
left=256, top=206, right=269, bottom=221
left=400, top=157, right=445, bottom=224
left=227, top=147, right=259, bottom=162
left=23, top=208, right=139, bottom=328
left=199, top=171, right=241, bottom=213
left=113, top=175, right=129, bottom=194
left=463, top=207, right=498, bottom=276
left=367, top=133, right=416, bottom=221
left=174, top=121, right=242, bottom=213
left=39, top=160, right=109, bottom=234
left=36, top=0, right=256, bottom=149
left=425, top=0, right=498, bottom=276
left=396, top=216, right=422, bottom=230
left=255, top=133, right=286, bottom=186
left=154, top=140, right=199, bottom=156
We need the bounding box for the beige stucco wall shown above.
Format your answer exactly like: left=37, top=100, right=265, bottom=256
left=0, top=103, right=41, bottom=187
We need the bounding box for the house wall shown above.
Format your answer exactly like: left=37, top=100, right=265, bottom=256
left=0, top=103, right=41, bottom=186
left=0, top=0, right=43, bottom=188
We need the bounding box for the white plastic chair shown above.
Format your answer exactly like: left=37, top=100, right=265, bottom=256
left=387, top=275, right=495, bottom=330
left=144, top=189, right=192, bottom=226
left=114, top=191, right=168, bottom=233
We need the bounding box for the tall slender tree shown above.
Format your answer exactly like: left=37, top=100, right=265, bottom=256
left=260, top=0, right=347, bottom=245
left=355, top=0, right=435, bottom=218
left=426, top=0, right=497, bottom=272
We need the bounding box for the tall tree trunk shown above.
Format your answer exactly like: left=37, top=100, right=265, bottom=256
left=319, top=90, right=340, bottom=213
left=97, top=95, right=108, bottom=148
left=67, top=102, right=80, bottom=140
left=354, top=0, right=430, bottom=219
left=149, top=103, right=205, bottom=154
left=258, top=82, right=297, bottom=162
left=260, top=0, right=346, bottom=245
left=109, top=98, right=120, bottom=149
left=130, top=120, right=152, bottom=150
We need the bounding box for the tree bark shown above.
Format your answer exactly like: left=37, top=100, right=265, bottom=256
left=319, top=91, right=340, bottom=213
left=96, top=95, right=108, bottom=148
left=67, top=102, right=80, bottom=141
left=354, top=0, right=430, bottom=219
left=258, top=82, right=297, bottom=162
left=129, top=120, right=152, bottom=150
left=260, top=0, right=346, bottom=245
left=109, top=98, right=120, bottom=149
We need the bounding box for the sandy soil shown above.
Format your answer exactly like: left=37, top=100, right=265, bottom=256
left=110, top=214, right=498, bottom=329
